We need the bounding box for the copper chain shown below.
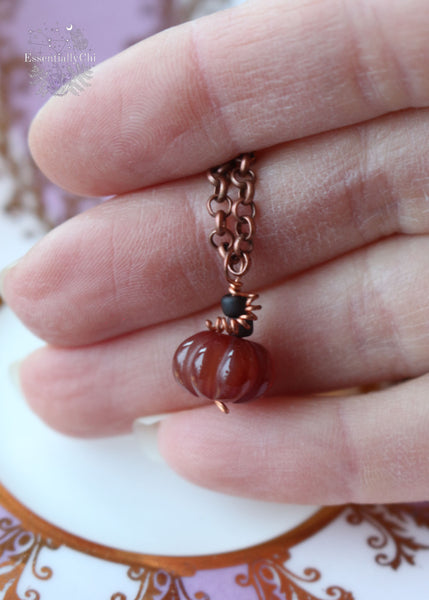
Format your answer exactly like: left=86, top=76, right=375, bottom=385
left=207, top=153, right=256, bottom=285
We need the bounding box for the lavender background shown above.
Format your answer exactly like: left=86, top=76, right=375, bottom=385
left=0, top=0, right=237, bottom=225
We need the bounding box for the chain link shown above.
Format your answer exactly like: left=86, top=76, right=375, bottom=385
left=207, top=153, right=256, bottom=284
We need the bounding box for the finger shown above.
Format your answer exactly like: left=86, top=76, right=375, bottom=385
left=158, top=375, right=429, bottom=505
left=29, top=0, right=429, bottom=196
left=6, top=109, right=429, bottom=346
left=17, top=235, right=429, bottom=437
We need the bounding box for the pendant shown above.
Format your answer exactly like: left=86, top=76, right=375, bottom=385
left=173, top=293, right=272, bottom=413
left=172, top=154, right=272, bottom=413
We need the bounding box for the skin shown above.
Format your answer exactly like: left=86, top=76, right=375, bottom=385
left=3, top=0, right=429, bottom=504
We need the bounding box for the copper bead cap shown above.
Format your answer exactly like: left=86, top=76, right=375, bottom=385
left=172, top=330, right=271, bottom=404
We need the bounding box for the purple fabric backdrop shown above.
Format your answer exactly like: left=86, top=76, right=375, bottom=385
left=1, top=0, right=177, bottom=225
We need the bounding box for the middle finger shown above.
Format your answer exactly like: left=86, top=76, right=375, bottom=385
left=3, top=108, right=429, bottom=347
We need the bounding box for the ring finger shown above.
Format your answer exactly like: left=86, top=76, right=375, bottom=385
left=16, top=233, right=429, bottom=436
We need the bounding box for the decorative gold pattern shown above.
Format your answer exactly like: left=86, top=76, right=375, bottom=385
left=0, top=483, right=342, bottom=573
left=2, top=484, right=429, bottom=597
left=345, top=504, right=429, bottom=570
left=0, top=484, right=345, bottom=598
left=0, top=516, right=60, bottom=599
left=236, top=551, right=354, bottom=600
left=112, top=567, right=210, bottom=600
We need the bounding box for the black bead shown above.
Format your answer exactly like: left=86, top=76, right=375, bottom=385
left=235, top=320, right=253, bottom=338
left=221, top=294, right=247, bottom=318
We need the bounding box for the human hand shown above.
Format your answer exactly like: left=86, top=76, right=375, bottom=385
left=3, top=0, right=429, bottom=505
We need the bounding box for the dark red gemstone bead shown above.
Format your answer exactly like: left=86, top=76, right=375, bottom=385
left=172, top=330, right=271, bottom=404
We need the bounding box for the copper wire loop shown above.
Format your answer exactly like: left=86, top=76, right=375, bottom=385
left=214, top=400, right=230, bottom=414
left=205, top=290, right=261, bottom=335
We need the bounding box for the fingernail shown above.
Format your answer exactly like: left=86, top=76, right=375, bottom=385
left=0, top=258, right=21, bottom=299
left=132, top=414, right=170, bottom=464
left=8, top=360, right=23, bottom=392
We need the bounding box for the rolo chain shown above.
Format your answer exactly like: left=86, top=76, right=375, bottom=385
left=207, top=153, right=256, bottom=285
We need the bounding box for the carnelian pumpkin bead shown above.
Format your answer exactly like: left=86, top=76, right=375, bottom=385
left=172, top=330, right=271, bottom=404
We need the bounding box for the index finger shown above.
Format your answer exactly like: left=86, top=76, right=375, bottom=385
left=29, top=0, right=429, bottom=197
